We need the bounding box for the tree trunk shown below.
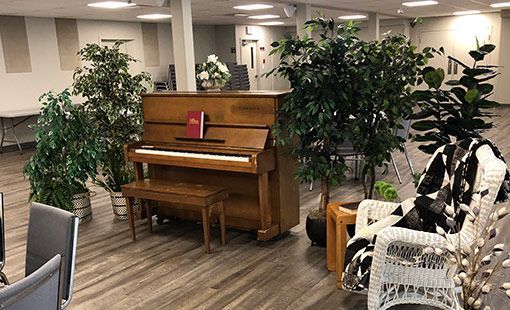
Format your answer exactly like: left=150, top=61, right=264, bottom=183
left=320, top=176, right=330, bottom=211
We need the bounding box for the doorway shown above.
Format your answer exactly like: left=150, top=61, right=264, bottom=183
left=241, top=39, right=259, bottom=90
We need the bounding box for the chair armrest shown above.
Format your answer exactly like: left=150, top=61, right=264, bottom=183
left=355, top=199, right=400, bottom=233
left=367, top=227, right=448, bottom=310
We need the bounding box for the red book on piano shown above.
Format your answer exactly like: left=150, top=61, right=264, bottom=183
left=186, top=111, right=205, bottom=139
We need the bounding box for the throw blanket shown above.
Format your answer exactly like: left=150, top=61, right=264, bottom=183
left=342, top=138, right=510, bottom=292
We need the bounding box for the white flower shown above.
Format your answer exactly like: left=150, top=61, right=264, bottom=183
left=473, top=299, right=481, bottom=309
left=218, top=63, right=229, bottom=73
left=463, top=244, right=472, bottom=255
left=198, top=71, right=210, bottom=81
left=214, top=72, right=220, bottom=78
left=461, top=258, right=469, bottom=267
left=207, top=54, right=219, bottom=63
left=445, top=205, right=455, bottom=216
left=503, top=282, right=510, bottom=289
left=503, top=259, right=510, bottom=268
left=436, top=225, right=446, bottom=235
left=482, top=284, right=491, bottom=294
left=453, top=275, right=462, bottom=285
left=434, top=247, right=443, bottom=256
left=477, top=238, right=485, bottom=248
left=460, top=204, right=470, bottom=212
left=423, top=247, right=434, bottom=255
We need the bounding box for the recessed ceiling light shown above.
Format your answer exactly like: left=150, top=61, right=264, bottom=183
left=137, top=14, right=172, bottom=20
left=233, top=4, right=274, bottom=11
left=259, top=21, right=284, bottom=26
left=452, top=10, right=481, bottom=16
left=234, top=13, right=249, bottom=17
left=402, top=1, right=439, bottom=7
left=248, top=14, right=280, bottom=20
left=88, top=1, right=136, bottom=9
left=338, top=15, right=367, bottom=20
left=490, top=2, right=510, bottom=8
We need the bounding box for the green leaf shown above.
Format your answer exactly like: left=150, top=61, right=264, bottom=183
left=469, top=50, right=485, bottom=62
left=479, top=44, right=496, bottom=54
left=464, top=89, right=480, bottom=104
left=424, top=68, right=445, bottom=89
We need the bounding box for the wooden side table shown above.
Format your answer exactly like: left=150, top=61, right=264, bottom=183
left=326, top=202, right=358, bottom=289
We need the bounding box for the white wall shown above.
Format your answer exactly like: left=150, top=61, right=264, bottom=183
left=0, top=17, right=219, bottom=146
left=234, top=25, right=291, bottom=90
left=409, top=13, right=506, bottom=103
left=214, top=25, right=236, bottom=63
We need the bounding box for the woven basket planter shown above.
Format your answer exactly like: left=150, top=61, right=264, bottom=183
left=71, top=191, right=92, bottom=223
left=110, top=191, right=139, bottom=220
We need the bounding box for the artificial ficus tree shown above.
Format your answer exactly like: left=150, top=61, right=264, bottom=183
left=412, top=43, right=500, bottom=154
left=348, top=33, right=430, bottom=199
left=73, top=42, right=152, bottom=192
left=267, top=18, right=359, bottom=214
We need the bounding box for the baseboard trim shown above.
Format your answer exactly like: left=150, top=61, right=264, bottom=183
left=1, top=141, right=36, bottom=154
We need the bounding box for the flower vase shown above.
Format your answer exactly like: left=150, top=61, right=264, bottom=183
left=202, top=80, right=224, bottom=92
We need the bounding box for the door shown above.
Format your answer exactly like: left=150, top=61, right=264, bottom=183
left=241, top=40, right=259, bottom=90
left=419, top=27, right=493, bottom=82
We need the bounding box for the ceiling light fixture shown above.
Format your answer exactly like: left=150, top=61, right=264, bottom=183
left=452, top=10, right=481, bottom=16
left=88, top=1, right=136, bottom=9
left=248, top=14, right=280, bottom=20
left=402, top=1, right=439, bottom=7
left=338, top=15, right=367, bottom=20
left=233, top=4, right=274, bottom=11
left=137, top=14, right=172, bottom=20
left=259, top=21, right=285, bottom=26
left=490, top=2, right=510, bottom=8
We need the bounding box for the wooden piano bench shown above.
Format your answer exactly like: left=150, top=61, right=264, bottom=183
left=121, top=179, right=229, bottom=254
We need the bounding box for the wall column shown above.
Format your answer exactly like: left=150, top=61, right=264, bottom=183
left=367, top=12, right=380, bottom=40
left=170, top=0, right=196, bottom=91
left=496, top=10, right=510, bottom=104
left=296, top=4, right=312, bottom=38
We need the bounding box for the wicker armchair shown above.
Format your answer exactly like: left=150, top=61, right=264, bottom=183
left=356, top=144, right=508, bottom=310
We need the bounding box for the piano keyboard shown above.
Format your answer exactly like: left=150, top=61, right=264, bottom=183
left=135, top=148, right=251, bottom=163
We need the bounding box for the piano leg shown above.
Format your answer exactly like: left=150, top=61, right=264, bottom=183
left=257, top=173, right=280, bottom=241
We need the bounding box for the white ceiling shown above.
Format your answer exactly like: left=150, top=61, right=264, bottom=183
left=0, top=0, right=503, bottom=25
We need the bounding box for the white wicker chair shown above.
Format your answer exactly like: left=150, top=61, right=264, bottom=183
left=355, top=144, right=508, bottom=310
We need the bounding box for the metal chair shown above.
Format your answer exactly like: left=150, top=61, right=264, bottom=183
left=26, top=203, right=79, bottom=309
left=391, top=119, right=415, bottom=184
left=0, top=254, right=61, bottom=310
left=0, top=192, right=8, bottom=285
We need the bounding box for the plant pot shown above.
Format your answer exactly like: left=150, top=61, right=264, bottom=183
left=71, top=191, right=92, bottom=224
left=306, top=214, right=327, bottom=247
left=109, top=191, right=139, bottom=220
left=201, top=80, right=224, bottom=91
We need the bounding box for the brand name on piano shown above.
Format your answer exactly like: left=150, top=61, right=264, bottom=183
left=188, top=118, right=200, bottom=125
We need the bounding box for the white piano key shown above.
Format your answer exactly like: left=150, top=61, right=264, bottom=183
left=134, top=149, right=251, bottom=163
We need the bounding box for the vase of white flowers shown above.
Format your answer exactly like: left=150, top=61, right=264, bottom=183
left=196, top=54, right=231, bottom=91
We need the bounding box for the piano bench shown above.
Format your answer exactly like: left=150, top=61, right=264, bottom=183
left=121, top=179, right=228, bottom=254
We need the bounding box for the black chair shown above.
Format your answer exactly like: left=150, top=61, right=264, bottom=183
left=0, top=254, right=61, bottom=310
left=0, top=192, right=8, bottom=285
left=26, top=203, right=79, bottom=309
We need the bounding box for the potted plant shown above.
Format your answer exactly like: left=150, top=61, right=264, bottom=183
left=348, top=32, right=430, bottom=199
left=411, top=42, right=499, bottom=154
left=72, top=42, right=151, bottom=220
left=196, top=54, right=231, bottom=91
left=267, top=18, right=359, bottom=246
left=24, top=89, right=98, bottom=223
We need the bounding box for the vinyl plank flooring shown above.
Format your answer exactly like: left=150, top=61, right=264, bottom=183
left=0, top=106, right=509, bottom=309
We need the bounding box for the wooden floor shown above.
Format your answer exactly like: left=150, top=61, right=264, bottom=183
left=1, top=107, right=509, bottom=309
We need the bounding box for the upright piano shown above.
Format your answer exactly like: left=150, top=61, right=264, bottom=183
left=125, top=91, right=299, bottom=241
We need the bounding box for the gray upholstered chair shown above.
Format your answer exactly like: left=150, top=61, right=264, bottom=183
left=0, top=254, right=61, bottom=310
left=26, top=203, right=79, bottom=309
left=0, top=192, right=8, bottom=285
